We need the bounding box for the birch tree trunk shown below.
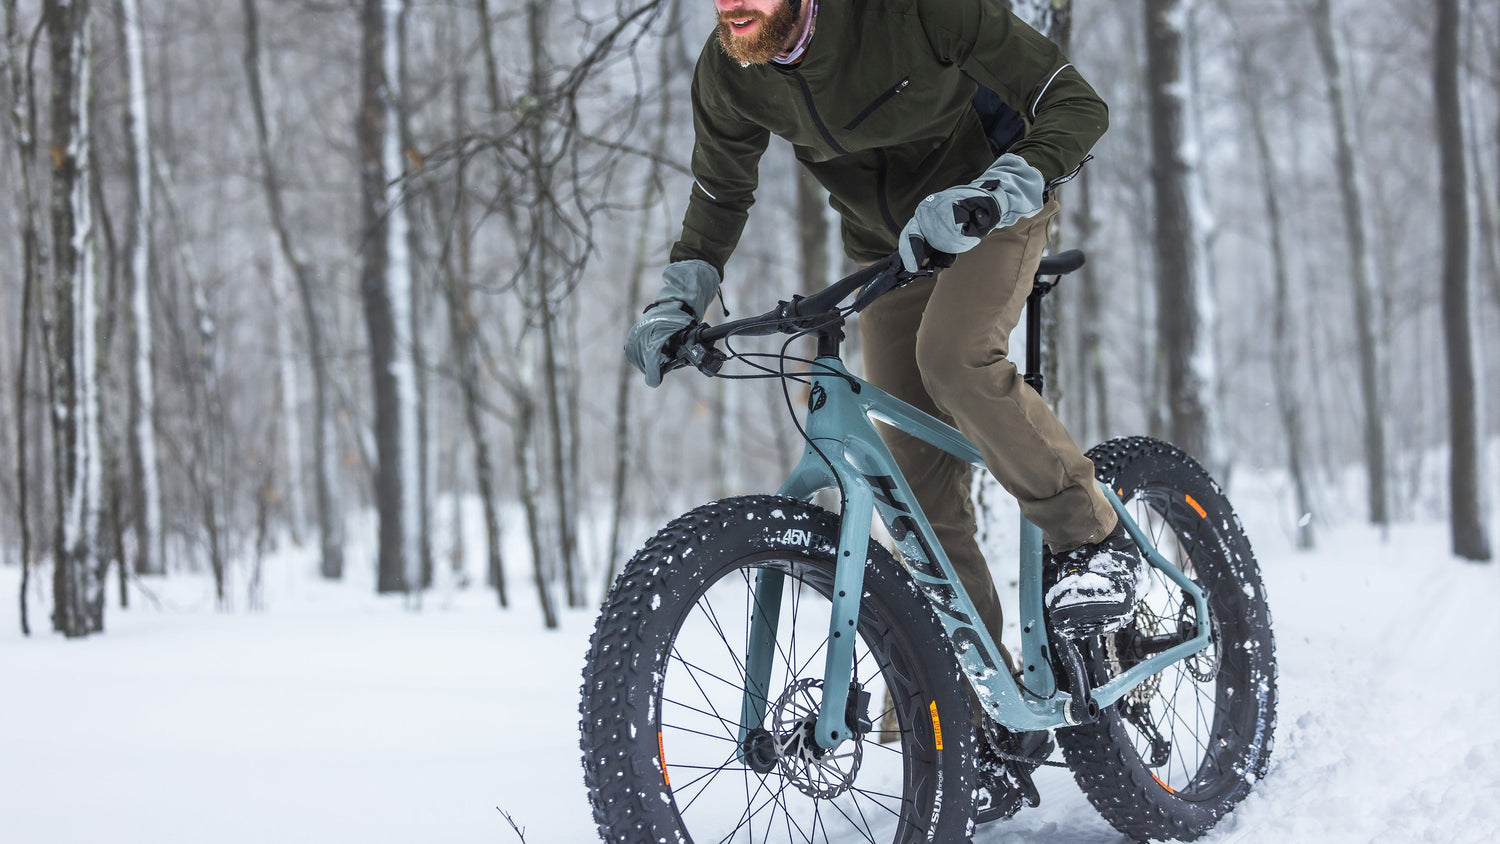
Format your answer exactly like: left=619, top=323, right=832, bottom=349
left=360, top=0, right=422, bottom=594
left=119, top=0, right=162, bottom=576
left=1144, top=0, right=1219, bottom=466
left=1311, top=0, right=1389, bottom=529
left=1435, top=0, right=1491, bottom=562
left=48, top=0, right=105, bottom=637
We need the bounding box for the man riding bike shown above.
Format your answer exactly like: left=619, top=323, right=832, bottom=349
left=624, top=0, right=1140, bottom=821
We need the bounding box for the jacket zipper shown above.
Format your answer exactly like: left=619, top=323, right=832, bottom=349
left=792, top=70, right=847, bottom=155
left=844, top=77, right=910, bottom=131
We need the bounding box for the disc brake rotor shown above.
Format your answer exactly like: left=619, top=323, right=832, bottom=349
left=770, top=678, right=863, bottom=799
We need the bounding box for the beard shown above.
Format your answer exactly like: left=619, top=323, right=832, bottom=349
left=716, top=2, right=799, bottom=66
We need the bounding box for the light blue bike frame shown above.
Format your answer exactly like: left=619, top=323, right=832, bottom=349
left=737, top=357, right=1212, bottom=753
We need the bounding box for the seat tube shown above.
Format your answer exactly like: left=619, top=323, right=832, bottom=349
left=737, top=568, right=786, bottom=753
left=814, top=480, right=875, bottom=750
left=1018, top=518, right=1057, bottom=696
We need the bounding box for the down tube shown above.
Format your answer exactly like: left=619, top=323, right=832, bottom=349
left=818, top=363, right=1071, bottom=730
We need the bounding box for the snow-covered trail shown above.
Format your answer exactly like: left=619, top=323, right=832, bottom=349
left=1, top=517, right=1496, bottom=843
left=981, top=521, right=1500, bottom=844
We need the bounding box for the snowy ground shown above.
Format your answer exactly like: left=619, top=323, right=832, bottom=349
left=2, top=491, right=1498, bottom=843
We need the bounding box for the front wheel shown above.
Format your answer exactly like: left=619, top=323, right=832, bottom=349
left=580, top=495, right=978, bottom=843
left=1057, top=437, right=1277, bottom=842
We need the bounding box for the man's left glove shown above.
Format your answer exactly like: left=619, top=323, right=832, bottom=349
left=898, top=153, right=1046, bottom=272
left=624, top=259, right=721, bottom=387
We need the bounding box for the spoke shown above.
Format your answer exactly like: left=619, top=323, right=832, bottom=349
left=663, top=695, right=742, bottom=730
left=724, top=773, right=801, bottom=844
left=844, top=783, right=907, bottom=804
left=822, top=794, right=878, bottom=844
left=666, top=721, right=742, bottom=745
left=864, top=738, right=906, bottom=757
left=697, top=594, right=753, bottom=684
left=677, top=745, right=753, bottom=815
left=671, top=650, right=757, bottom=696
left=670, top=652, right=743, bottom=743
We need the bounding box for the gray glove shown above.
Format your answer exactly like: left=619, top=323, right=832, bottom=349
left=624, top=260, right=721, bottom=387
left=897, top=153, right=1046, bottom=272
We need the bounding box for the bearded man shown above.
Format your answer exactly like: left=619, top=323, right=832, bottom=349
left=624, top=0, right=1131, bottom=822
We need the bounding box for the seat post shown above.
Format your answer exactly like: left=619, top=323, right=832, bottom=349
left=1023, top=279, right=1053, bottom=397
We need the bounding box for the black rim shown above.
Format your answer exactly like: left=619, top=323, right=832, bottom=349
left=1102, top=488, right=1242, bottom=801
left=655, top=555, right=932, bottom=843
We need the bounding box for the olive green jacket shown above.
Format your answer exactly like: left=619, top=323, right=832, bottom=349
left=668, top=0, right=1108, bottom=273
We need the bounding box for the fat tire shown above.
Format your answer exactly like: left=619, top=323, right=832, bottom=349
left=580, top=495, right=977, bottom=843
left=1056, top=437, right=1277, bottom=842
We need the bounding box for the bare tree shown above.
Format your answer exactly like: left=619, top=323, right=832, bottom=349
left=48, top=0, right=105, bottom=636
left=119, top=0, right=163, bottom=577
left=360, top=0, right=422, bottom=594
left=1435, top=0, right=1491, bottom=562
left=241, top=0, right=347, bottom=579
left=1231, top=20, right=1316, bottom=549
left=1311, top=0, right=1390, bottom=530
left=1144, top=0, right=1220, bottom=465
left=604, top=0, right=689, bottom=595
left=5, top=0, right=49, bottom=635
left=155, top=160, right=229, bottom=607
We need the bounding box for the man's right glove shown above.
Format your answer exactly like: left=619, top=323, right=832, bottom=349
left=897, top=153, right=1046, bottom=272
left=624, top=259, right=721, bottom=387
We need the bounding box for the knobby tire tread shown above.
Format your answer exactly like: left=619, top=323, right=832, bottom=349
left=580, top=495, right=978, bottom=844
left=1056, top=437, right=1278, bottom=842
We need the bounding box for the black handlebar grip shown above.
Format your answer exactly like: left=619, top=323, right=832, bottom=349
left=908, top=234, right=955, bottom=270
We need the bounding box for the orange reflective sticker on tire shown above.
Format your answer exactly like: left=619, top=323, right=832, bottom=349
left=1151, top=772, right=1175, bottom=793
left=658, top=732, right=669, bottom=786
left=1185, top=494, right=1207, bottom=519
left=929, top=701, right=943, bottom=750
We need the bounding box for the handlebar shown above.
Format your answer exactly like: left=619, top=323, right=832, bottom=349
left=660, top=251, right=930, bottom=378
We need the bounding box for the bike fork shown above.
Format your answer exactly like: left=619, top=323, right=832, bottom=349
left=738, top=484, right=874, bottom=756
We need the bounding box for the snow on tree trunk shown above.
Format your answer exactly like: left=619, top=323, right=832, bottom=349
left=361, top=0, right=421, bottom=594
left=1312, top=0, right=1389, bottom=529
left=1434, top=0, right=1491, bottom=562
left=1144, top=0, right=1220, bottom=469
left=49, top=0, right=104, bottom=637
left=120, top=0, right=162, bottom=576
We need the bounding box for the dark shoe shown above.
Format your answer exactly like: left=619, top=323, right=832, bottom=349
left=974, top=725, right=1053, bottom=824
left=1045, top=520, right=1146, bottom=637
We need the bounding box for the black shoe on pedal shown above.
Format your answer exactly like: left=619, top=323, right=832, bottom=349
left=1044, top=520, right=1146, bottom=637
left=974, top=725, right=1053, bottom=824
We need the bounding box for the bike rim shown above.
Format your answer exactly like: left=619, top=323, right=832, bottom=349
left=655, top=556, right=930, bottom=843
left=1107, top=490, right=1235, bottom=799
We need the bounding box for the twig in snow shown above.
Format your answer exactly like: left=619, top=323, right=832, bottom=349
left=496, top=807, right=528, bottom=842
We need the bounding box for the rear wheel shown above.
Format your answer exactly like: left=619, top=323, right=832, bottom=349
left=1057, top=437, right=1277, bottom=842
left=581, top=495, right=978, bottom=843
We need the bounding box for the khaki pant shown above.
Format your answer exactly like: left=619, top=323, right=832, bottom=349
left=859, top=199, right=1116, bottom=662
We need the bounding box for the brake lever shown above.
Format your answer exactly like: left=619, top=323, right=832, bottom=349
left=659, top=323, right=727, bottom=380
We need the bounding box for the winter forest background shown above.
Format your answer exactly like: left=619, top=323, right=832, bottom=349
left=1, top=0, right=1498, bottom=838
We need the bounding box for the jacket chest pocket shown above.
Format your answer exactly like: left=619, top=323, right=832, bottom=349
left=843, top=76, right=910, bottom=131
